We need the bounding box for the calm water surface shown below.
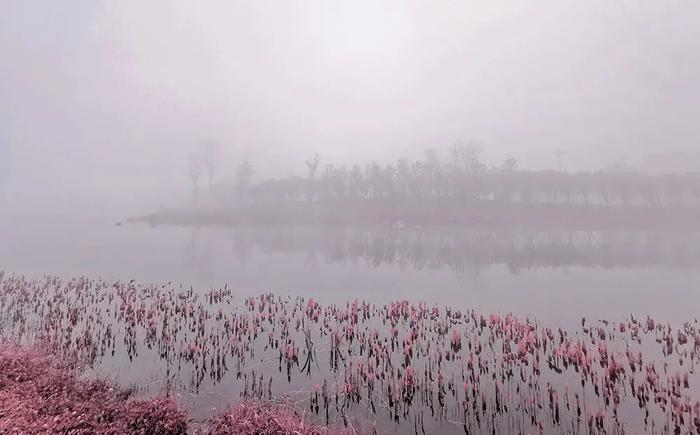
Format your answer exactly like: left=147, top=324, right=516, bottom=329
left=3, top=213, right=700, bottom=432
left=2, top=214, right=699, bottom=330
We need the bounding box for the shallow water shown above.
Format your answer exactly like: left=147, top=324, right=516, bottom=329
left=1, top=215, right=699, bottom=330
left=2, top=214, right=700, bottom=433
left=2, top=274, right=697, bottom=434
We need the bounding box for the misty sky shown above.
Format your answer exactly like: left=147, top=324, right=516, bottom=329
left=1, top=0, right=699, bottom=213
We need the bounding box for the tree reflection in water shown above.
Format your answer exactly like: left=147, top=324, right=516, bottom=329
left=213, top=227, right=700, bottom=278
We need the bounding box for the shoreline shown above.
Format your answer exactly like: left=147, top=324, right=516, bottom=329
left=128, top=201, right=700, bottom=231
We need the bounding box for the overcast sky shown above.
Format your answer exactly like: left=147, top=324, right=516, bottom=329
left=1, top=0, right=699, bottom=213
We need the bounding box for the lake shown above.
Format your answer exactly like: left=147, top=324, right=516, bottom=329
left=2, top=213, right=700, bottom=432
left=2, top=214, right=699, bottom=330
left=2, top=212, right=699, bottom=331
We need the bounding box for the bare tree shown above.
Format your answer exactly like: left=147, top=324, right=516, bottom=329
left=236, top=160, right=255, bottom=191
left=187, top=153, right=202, bottom=205
left=449, top=143, right=462, bottom=168
left=200, top=139, right=220, bottom=188
left=305, top=153, right=320, bottom=180
left=461, top=143, right=486, bottom=175
left=502, top=156, right=518, bottom=173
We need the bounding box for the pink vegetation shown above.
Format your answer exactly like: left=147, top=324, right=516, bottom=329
left=0, top=344, right=187, bottom=435
left=208, top=400, right=352, bottom=435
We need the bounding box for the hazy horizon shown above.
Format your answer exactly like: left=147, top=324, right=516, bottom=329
left=2, top=1, right=699, bottom=216
left=3, top=4, right=700, bottom=433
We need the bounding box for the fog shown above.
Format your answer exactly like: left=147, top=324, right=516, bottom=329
left=2, top=0, right=700, bottom=218
left=3, top=3, right=700, bottom=433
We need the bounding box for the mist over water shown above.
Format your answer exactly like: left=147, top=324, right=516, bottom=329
left=2, top=1, right=700, bottom=434
left=2, top=1, right=700, bottom=215
left=2, top=216, right=699, bottom=330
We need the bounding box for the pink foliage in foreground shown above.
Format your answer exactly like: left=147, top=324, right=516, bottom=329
left=208, top=400, right=354, bottom=435
left=0, top=344, right=187, bottom=435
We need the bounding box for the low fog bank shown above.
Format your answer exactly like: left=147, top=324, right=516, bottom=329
left=2, top=0, right=700, bottom=224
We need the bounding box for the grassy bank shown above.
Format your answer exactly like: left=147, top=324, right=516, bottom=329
left=0, top=344, right=346, bottom=435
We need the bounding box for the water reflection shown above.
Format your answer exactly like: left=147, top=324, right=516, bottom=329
left=215, top=227, right=700, bottom=277
left=1, top=216, right=698, bottom=331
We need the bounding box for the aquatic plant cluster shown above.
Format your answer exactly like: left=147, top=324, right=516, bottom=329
left=1, top=273, right=700, bottom=434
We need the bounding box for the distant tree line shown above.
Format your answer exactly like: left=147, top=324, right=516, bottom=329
left=256, top=147, right=700, bottom=207
left=199, top=144, right=700, bottom=207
